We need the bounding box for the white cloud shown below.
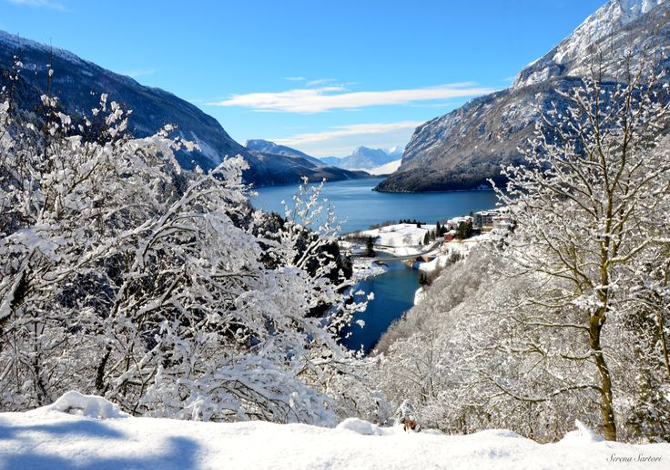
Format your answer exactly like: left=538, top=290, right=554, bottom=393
left=305, top=78, right=337, bottom=87
left=283, top=76, right=305, bottom=81
left=207, top=82, right=495, bottom=113
left=208, top=82, right=496, bottom=113
left=271, top=121, right=423, bottom=157
left=7, top=0, right=65, bottom=10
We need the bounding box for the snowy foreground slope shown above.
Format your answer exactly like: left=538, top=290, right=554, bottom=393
left=1, top=393, right=669, bottom=470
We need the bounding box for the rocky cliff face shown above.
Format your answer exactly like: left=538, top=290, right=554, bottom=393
left=376, top=0, right=670, bottom=192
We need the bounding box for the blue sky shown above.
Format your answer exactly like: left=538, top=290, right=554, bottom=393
left=1, top=0, right=607, bottom=157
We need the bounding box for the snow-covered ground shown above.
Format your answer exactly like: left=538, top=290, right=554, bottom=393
left=366, top=159, right=402, bottom=175
left=414, top=233, right=496, bottom=305
left=414, top=286, right=427, bottom=305
left=352, top=258, right=389, bottom=279
left=1, top=392, right=668, bottom=470
left=419, top=233, right=491, bottom=273
left=358, top=223, right=436, bottom=257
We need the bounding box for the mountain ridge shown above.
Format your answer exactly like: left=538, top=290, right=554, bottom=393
left=243, top=139, right=371, bottom=185
left=0, top=31, right=366, bottom=187
left=376, top=0, right=670, bottom=192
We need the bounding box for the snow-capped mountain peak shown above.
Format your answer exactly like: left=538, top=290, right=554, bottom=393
left=514, top=0, right=667, bottom=88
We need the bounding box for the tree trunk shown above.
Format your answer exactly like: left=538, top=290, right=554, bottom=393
left=590, top=310, right=617, bottom=441
left=95, top=345, right=112, bottom=393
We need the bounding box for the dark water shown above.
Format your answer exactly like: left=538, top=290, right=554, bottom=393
left=339, top=260, right=420, bottom=353
left=250, top=177, right=499, bottom=233
left=251, top=177, right=498, bottom=353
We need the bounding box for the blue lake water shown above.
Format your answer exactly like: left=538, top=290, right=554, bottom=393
left=251, top=177, right=499, bottom=353
left=250, top=178, right=499, bottom=233
left=339, top=259, right=420, bottom=353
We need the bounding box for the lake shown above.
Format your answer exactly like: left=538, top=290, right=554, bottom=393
left=251, top=177, right=499, bottom=353
left=250, top=177, right=499, bottom=233
left=339, top=259, right=420, bottom=353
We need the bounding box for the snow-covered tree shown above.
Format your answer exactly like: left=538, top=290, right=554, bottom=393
left=374, top=53, right=670, bottom=443
left=494, top=55, right=670, bottom=441
left=0, top=72, right=372, bottom=424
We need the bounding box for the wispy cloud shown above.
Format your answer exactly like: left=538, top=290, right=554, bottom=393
left=305, top=78, right=337, bottom=87
left=7, top=0, right=66, bottom=10
left=272, top=121, right=423, bottom=157
left=208, top=82, right=496, bottom=113
left=283, top=76, right=305, bottom=81
left=122, top=69, right=157, bottom=79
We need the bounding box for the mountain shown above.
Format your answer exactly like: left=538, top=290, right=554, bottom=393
left=367, top=159, right=402, bottom=176
left=245, top=139, right=324, bottom=166
left=0, top=30, right=249, bottom=172
left=0, top=31, right=360, bottom=187
left=376, top=0, right=670, bottom=192
left=514, top=0, right=667, bottom=89
left=320, top=146, right=402, bottom=171
left=243, top=140, right=370, bottom=185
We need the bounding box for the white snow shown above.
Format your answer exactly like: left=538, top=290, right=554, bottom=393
left=514, top=0, right=667, bottom=88
left=1, top=394, right=669, bottom=470
left=335, top=417, right=385, bottom=435
left=33, top=391, right=129, bottom=420
left=560, top=419, right=606, bottom=445
left=419, top=233, right=490, bottom=273
left=414, top=286, right=426, bottom=305
left=359, top=223, right=436, bottom=255
left=352, top=259, right=389, bottom=279
left=364, top=159, right=402, bottom=176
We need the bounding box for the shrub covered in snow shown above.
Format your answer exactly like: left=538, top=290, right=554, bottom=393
left=0, top=61, right=383, bottom=425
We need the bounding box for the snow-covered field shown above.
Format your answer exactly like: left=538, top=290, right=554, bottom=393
left=1, top=392, right=668, bottom=470
left=358, top=223, right=436, bottom=256
left=419, top=233, right=491, bottom=273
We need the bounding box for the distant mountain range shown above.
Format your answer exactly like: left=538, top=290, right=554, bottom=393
left=376, top=0, right=670, bottom=192
left=319, top=146, right=403, bottom=172
left=245, top=139, right=324, bottom=166
left=0, top=31, right=367, bottom=187
left=243, top=140, right=370, bottom=185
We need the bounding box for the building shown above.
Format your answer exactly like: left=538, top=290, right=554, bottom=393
left=472, top=210, right=499, bottom=229
left=444, top=216, right=472, bottom=231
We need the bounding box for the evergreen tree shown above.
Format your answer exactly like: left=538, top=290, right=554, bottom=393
left=455, top=221, right=472, bottom=240
left=365, top=236, right=376, bottom=257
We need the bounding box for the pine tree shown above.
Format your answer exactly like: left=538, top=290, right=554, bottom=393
left=365, top=236, right=376, bottom=257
